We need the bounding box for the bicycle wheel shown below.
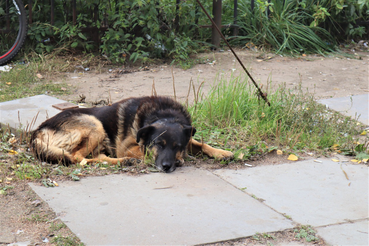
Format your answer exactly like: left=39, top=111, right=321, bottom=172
left=0, top=0, right=27, bottom=65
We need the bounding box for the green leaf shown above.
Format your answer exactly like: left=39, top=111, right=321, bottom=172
left=71, top=42, right=78, bottom=48
left=78, top=32, right=87, bottom=40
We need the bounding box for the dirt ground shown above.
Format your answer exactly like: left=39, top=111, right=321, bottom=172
left=55, top=49, right=369, bottom=105
left=1, top=48, right=368, bottom=245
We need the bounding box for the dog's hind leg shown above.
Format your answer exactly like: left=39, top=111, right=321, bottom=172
left=187, top=138, right=234, bottom=159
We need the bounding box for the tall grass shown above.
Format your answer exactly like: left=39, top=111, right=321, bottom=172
left=235, top=0, right=336, bottom=54
left=189, top=74, right=361, bottom=159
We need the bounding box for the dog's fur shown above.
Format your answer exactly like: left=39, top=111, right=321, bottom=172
left=30, top=96, right=233, bottom=172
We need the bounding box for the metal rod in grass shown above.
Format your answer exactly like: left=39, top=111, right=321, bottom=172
left=195, top=0, right=271, bottom=106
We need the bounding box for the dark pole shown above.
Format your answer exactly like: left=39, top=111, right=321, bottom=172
left=211, top=0, right=222, bottom=48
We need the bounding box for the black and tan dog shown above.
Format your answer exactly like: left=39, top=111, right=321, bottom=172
left=30, top=96, right=233, bottom=173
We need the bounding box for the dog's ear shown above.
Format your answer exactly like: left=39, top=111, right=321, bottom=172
left=137, top=125, right=155, bottom=143
left=183, top=125, right=196, bottom=137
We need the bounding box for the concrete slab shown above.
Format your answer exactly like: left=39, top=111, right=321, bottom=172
left=0, top=95, right=67, bottom=131
left=214, top=159, right=369, bottom=228
left=316, top=219, right=368, bottom=246
left=319, top=94, right=369, bottom=125
left=29, top=167, right=294, bottom=245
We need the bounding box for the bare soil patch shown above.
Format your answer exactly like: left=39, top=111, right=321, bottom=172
left=53, top=49, right=369, bottom=105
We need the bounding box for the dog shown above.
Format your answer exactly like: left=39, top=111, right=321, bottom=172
left=30, top=96, right=234, bottom=173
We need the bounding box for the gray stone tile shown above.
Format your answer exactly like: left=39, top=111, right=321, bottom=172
left=319, top=94, right=369, bottom=125
left=316, top=219, right=368, bottom=246
left=0, top=95, right=66, bottom=131
left=213, top=159, right=368, bottom=227
left=29, top=167, right=293, bottom=245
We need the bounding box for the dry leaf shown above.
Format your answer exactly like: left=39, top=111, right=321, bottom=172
left=331, top=159, right=340, bottom=162
left=277, top=150, right=283, bottom=155
left=360, top=130, right=367, bottom=135
left=6, top=82, right=11, bottom=85
left=350, top=159, right=359, bottom=163
left=287, top=154, right=298, bottom=161
left=6, top=177, right=12, bottom=181
left=362, top=159, right=368, bottom=163
left=36, top=73, right=43, bottom=79
left=237, top=153, right=245, bottom=159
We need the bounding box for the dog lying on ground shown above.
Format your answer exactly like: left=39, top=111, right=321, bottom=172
left=30, top=96, right=234, bottom=173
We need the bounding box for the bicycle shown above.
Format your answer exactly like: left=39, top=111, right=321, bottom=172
left=0, top=0, right=27, bottom=65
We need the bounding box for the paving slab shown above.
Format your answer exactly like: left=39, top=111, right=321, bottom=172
left=0, top=95, right=67, bottom=131
left=29, top=167, right=294, bottom=245
left=319, top=94, right=369, bottom=125
left=316, top=219, right=368, bottom=246
left=213, top=159, right=368, bottom=228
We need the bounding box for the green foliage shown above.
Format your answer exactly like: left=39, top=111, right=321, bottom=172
left=235, top=0, right=337, bottom=54
left=294, top=225, right=320, bottom=242
left=189, top=74, right=362, bottom=159
left=21, top=0, right=368, bottom=62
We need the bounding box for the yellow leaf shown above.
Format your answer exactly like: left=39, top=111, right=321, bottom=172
left=351, top=159, right=359, bottom=163
left=331, top=144, right=339, bottom=149
left=6, top=177, right=12, bottom=181
left=331, top=159, right=340, bottom=162
left=277, top=150, right=283, bottom=155
left=362, top=159, right=368, bottom=163
left=8, top=150, right=18, bottom=155
left=6, top=82, right=11, bottom=85
left=287, top=154, right=298, bottom=161
left=360, top=131, right=367, bottom=135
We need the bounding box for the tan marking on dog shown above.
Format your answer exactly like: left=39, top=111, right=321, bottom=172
left=188, top=138, right=234, bottom=159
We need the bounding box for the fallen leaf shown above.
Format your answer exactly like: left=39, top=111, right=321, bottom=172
left=237, top=153, right=244, bottom=159
left=340, top=164, right=349, bottom=180
left=100, top=167, right=107, bottom=170
left=36, top=73, right=43, bottom=79
left=351, top=159, right=359, bottom=163
left=6, top=177, right=12, bottom=181
left=6, top=82, right=11, bottom=85
left=331, top=159, right=340, bottom=162
left=8, top=150, right=18, bottom=155
left=362, top=159, right=368, bottom=163
left=287, top=154, right=298, bottom=161
left=61, top=87, right=67, bottom=91
left=302, top=54, right=306, bottom=57
left=360, top=130, right=367, bottom=135
left=331, top=144, right=339, bottom=149
left=277, top=150, right=283, bottom=155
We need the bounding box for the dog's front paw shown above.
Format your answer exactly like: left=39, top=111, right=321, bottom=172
left=213, top=149, right=234, bottom=160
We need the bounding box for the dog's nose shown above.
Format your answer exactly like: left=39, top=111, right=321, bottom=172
left=162, top=162, right=172, bottom=172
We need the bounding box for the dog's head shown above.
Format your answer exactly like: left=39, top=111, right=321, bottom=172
left=137, top=121, right=196, bottom=173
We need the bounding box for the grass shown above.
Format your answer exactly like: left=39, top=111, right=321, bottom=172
left=189, top=73, right=365, bottom=161
left=0, top=61, right=70, bottom=102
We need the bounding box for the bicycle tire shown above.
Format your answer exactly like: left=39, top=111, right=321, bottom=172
left=0, top=0, right=27, bottom=65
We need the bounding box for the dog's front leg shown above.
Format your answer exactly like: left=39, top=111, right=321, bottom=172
left=187, top=138, right=234, bottom=159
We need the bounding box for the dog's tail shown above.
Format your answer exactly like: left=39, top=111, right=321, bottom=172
left=30, top=130, right=75, bottom=165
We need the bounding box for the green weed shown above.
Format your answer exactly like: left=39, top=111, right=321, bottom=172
left=189, top=74, right=363, bottom=160
left=51, top=234, right=84, bottom=246
left=294, top=225, right=320, bottom=242
left=50, top=222, right=67, bottom=232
